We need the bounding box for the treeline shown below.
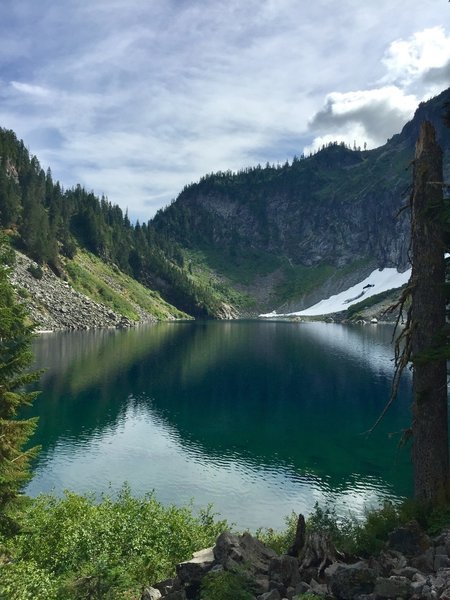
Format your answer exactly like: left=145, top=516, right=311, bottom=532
left=152, top=142, right=365, bottom=252
left=0, top=128, right=221, bottom=318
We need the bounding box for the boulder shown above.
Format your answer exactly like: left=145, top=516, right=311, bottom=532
left=268, top=555, right=301, bottom=590
left=387, top=520, right=430, bottom=557
left=329, top=561, right=377, bottom=600
left=373, top=575, right=411, bottom=598
left=176, top=547, right=215, bottom=585
left=214, top=532, right=277, bottom=572
left=142, top=587, right=162, bottom=600
left=257, top=590, right=280, bottom=600
left=409, top=547, right=435, bottom=573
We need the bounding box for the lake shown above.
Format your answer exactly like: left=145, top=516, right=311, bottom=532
left=25, top=321, right=412, bottom=531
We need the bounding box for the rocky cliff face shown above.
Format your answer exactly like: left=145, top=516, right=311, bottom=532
left=153, top=88, right=450, bottom=313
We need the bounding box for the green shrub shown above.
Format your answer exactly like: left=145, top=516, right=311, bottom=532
left=0, top=561, right=58, bottom=600
left=256, top=511, right=298, bottom=555
left=27, top=264, right=43, bottom=279
left=7, top=486, right=228, bottom=599
left=200, top=567, right=255, bottom=600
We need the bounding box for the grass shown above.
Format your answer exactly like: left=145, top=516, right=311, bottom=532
left=274, top=258, right=372, bottom=306
left=64, top=250, right=188, bottom=321
left=183, top=248, right=258, bottom=310
left=346, top=286, right=406, bottom=319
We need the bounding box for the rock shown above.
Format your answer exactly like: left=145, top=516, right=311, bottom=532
left=285, top=586, right=295, bottom=599
left=374, top=575, right=411, bottom=598
left=9, top=250, right=159, bottom=331
left=387, top=520, right=430, bottom=557
left=329, top=562, right=377, bottom=600
left=378, top=550, right=407, bottom=575
left=410, top=579, right=425, bottom=596
left=441, top=585, right=450, bottom=600
left=434, top=553, right=450, bottom=571
left=293, top=581, right=311, bottom=595
left=410, top=547, right=435, bottom=573
left=176, top=547, right=215, bottom=585
left=142, top=587, right=162, bottom=600
left=392, top=565, right=421, bottom=580
left=269, top=555, right=301, bottom=590
left=153, top=578, right=180, bottom=596
left=309, top=577, right=328, bottom=596
left=257, top=590, right=280, bottom=600
left=214, top=531, right=276, bottom=589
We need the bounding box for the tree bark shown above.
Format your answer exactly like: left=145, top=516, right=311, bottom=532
left=411, top=121, right=449, bottom=502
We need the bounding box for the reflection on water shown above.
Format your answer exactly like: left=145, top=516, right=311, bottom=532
left=24, top=321, right=412, bottom=530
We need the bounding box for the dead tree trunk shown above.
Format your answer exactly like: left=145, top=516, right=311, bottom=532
left=410, top=121, right=448, bottom=502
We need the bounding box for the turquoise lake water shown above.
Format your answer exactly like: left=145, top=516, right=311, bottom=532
left=25, top=321, right=412, bottom=530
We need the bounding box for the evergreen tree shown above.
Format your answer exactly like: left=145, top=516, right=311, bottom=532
left=0, top=234, right=40, bottom=513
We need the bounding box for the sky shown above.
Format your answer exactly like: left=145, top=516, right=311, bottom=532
left=0, top=1, right=449, bottom=222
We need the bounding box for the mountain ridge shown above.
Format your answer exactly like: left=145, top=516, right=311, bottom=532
left=1, top=88, right=449, bottom=323
left=152, top=87, right=450, bottom=315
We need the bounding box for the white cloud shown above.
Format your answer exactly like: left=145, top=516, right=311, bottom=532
left=381, top=26, right=450, bottom=87
left=304, top=26, right=450, bottom=156
left=10, top=81, right=51, bottom=98
left=0, top=1, right=448, bottom=219
left=305, top=87, right=418, bottom=153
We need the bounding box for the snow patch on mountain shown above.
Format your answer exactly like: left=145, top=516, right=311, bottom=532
left=260, top=267, right=411, bottom=317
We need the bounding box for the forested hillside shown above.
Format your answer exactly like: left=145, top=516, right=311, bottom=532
left=2, top=88, right=450, bottom=319
left=0, top=131, right=236, bottom=318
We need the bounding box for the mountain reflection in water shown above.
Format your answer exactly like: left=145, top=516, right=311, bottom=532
left=25, top=321, right=412, bottom=530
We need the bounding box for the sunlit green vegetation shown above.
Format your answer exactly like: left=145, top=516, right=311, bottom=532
left=1, top=487, right=228, bottom=600
left=65, top=250, right=188, bottom=321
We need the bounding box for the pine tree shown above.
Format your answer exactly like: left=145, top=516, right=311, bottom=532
left=0, top=234, right=40, bottom=513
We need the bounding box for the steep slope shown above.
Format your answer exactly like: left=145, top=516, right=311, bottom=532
left=10, top=249, right=188, bottom=331
left=0, top=130, right=231, bottom=319
left=152, top=88, right=450, bottom=315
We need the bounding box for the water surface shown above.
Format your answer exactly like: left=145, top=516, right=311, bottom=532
left=25, top=321, right=412, bottom=530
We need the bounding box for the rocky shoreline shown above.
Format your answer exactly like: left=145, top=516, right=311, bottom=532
left=9, top=251, right=155, bottom=331
left=143, top=520, right=450, bottom=600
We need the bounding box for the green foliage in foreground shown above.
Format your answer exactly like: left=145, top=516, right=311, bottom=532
left=0, top=234, right=40, bottom=516
left=0, top=486, right=228, bottom=600
left=200, top=567, right=256, bottom=600
left=2, top=491, right=450, bottom=599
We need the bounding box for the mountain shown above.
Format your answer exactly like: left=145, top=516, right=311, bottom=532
left=1, top=89, right=449, bottom=323
left=152, top=88, right=450, bottom=315
left=0, top=131, right=237, bottom=321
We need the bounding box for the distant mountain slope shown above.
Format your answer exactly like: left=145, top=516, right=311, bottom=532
left=152, top=88, right=450, bottom=314
left=0, top=129, right=235, bottom=319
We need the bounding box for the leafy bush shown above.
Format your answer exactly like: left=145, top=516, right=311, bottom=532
left=200, top=567, right=256, bottom=600
left=27, top=264, right=43, bottom=279
left=6, top=486, right=228, bottom=599
left=0, top=560, right=58, bottom=600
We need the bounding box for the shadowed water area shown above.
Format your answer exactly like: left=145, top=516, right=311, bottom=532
left=24, top=321, right=412, bottom=530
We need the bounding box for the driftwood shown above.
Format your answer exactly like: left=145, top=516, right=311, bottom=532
left=299, top=530, right=341, bottom=576
left=287, top=513, right=342, bottom=576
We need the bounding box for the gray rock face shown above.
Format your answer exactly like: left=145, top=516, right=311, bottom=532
left=268, top=555, right=301, bottom=591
